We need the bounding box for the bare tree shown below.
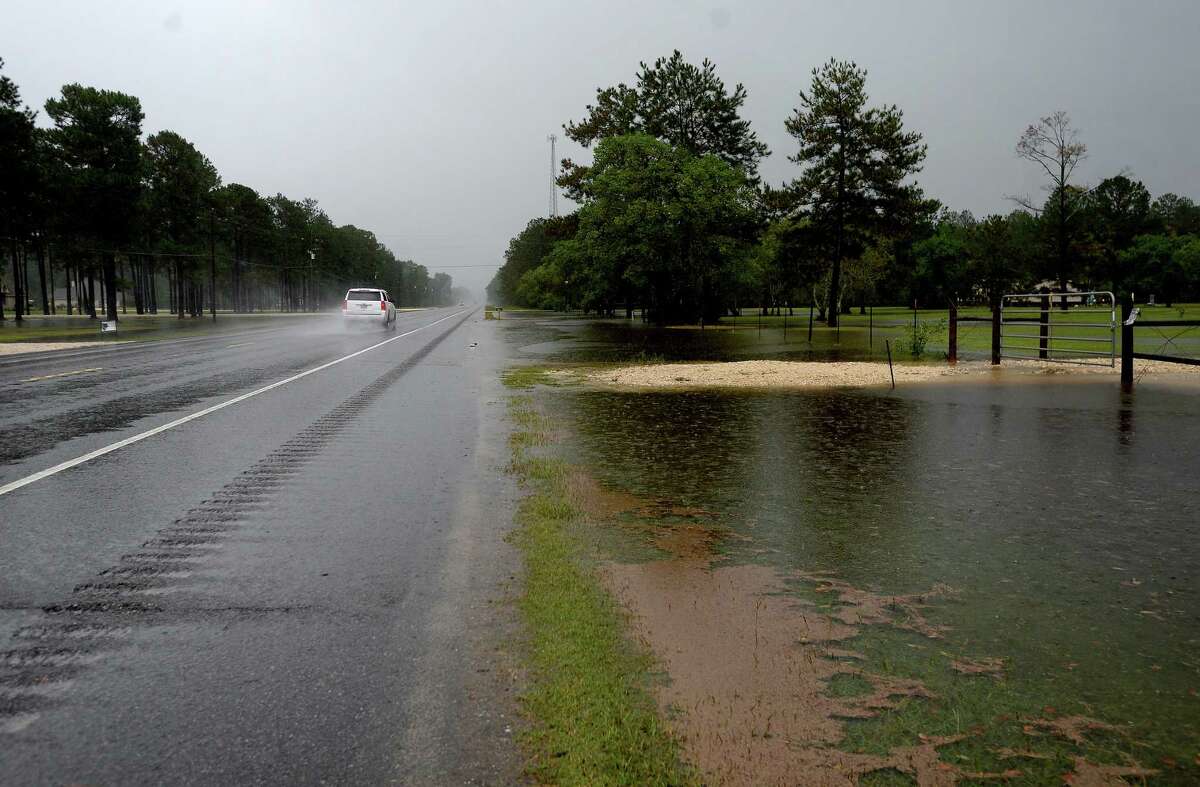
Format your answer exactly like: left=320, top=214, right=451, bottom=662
left=1012, top=111, right=1087, bottom=299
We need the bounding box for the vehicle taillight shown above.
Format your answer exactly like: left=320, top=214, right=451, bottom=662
left=380, top=300, right=386, bottom=311
left=342, top=300, right=348, bottom=310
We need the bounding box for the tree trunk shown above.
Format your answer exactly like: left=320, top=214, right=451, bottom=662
left=103, top=253, right=118, bottom=321
left=21, top=244, right=31, bottom=318
left=11, top=238, right=25, bottom=322
left=133, top=258, right=144, bottom=314
left=1057, top=162, right=1070, bottom=309
left=828, top=139, right=847, bottom=328
left=149, top=259, right=158, bottom=314
left=37, top=243, right=49, bottom=315
left=48, top=248, right=56, bottom=314
left=177, top=262, right=186, bottom=319
left=86, top=269, right=97, bottom=318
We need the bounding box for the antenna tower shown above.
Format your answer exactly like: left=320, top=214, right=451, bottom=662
left=547, top=134, right=559, bottom=217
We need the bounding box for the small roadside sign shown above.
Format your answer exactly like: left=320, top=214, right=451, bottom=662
left=100, top=321, right=117, bottom=333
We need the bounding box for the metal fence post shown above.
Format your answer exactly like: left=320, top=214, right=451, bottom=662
left=1038, top=294, right=1050, bottom=359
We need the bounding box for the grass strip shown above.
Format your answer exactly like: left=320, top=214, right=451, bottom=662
left=505, top=385, right=693, bottom=786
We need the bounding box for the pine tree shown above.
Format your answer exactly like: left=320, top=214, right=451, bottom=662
left=785, top=59, right=926, bottom=326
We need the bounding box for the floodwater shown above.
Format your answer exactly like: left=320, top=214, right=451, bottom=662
left=511, top=315, right=903, bottom=362
left=505, top=314, right=1200, bottom=777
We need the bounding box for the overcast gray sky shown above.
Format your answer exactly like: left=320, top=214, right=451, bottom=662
left=4, top=1, right=1199, bottom=294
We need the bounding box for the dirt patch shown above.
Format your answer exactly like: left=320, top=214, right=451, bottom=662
left=1065, top=756, right=1158, bottom=786
left=950, top=656, right=1006, bottom=679
left=650, top=524, right=724, bottom=561
left=636, top=500, right=716, bottom=520
left=799, top=573, right=957, bottom=639
left=603, top=559, right=993, bottom=785
left=578, top=358, right=1200, bottom=390
left=993, top=747, right=1053, bottom=761
left=564, top=470, right=643, bottom=518
left=1020, top=715, right=1125, bottom=746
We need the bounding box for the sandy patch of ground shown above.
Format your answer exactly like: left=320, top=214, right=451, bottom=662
left=578, top=358, right=1200, bottom=390
left=566, top=470, right=1150, bottom=785
left=0, top=341, right=129, bottom=356
left=602, top=558, right=1018, bottom=786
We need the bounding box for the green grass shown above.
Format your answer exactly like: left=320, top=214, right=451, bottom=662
left=501, top=366, right=559, bottom=389
left=792, top=595, right=1196, bottom=784
left=0, top=311, right=326, bottom=344
left=504, top=380, right=693, bottom=786
left=716, top=303, right=1200, bottom=359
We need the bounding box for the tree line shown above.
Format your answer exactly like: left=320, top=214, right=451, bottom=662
left=488, top=53, right=1200, bottom=324
left=0, top=58, right=456, bottom=323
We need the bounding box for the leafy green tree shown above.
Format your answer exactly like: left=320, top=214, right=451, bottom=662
left=1150, top=193, right=1200, bottom=236
left=1175, top=237, right=1200, bottom=300
left=1082, top=174, right=1152, bottom=296
left=572, top=134, right=756, bottom=323
left=561, top=51, right=768, bottom=198
left=0, top=58, right=39, bottom=321
left=215, top=183, right=274, bottom=311
left=913, top=210, right=1036, bottom=308
left=44, top=84, right=145, bottom=321
left=267, top=195, right=328, bottom=311
left=1115, top=234, right=1180, bottom=304
left=144, top=130, right=220, bottom=316
left=968, top=214, right=1034, bottom=307
left=753, top=217, right=834, bottom=315
left=912, top=213, right=973, bottom=306
left=145, top=131, right=220, bottom=248
left=785, top=58, right=927, bottom=326
left=491, top=215, right=577, bottom=306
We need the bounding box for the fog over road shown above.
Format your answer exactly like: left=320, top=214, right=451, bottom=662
left=0, top=308, right=522, bottom=784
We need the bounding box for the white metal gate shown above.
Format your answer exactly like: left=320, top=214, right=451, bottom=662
left=1000, top=291, right=1117, bottom=367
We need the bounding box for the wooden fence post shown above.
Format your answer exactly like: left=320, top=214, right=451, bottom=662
left=948, top=302, right=957, bottom=364
left=991, top=301, right=1001, bottom=365
left=1121, top=296, right=1134, bottom=391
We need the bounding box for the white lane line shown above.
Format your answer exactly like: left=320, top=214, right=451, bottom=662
left=0, top=309, right=466, bottom=497
left=20, top=367, right=103, bottom=383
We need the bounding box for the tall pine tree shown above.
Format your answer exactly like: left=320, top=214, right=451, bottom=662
left=786, top=59, right=926, bottom=326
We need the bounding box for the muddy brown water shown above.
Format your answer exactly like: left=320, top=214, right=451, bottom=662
left=504, top=314, right=1200, bottom=782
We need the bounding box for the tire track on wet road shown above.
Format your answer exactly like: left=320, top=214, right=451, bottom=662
left=0, top=309, right=475, bottom=734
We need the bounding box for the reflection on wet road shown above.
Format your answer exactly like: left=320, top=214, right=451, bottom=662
left=0, top=308, right=523, bottom=784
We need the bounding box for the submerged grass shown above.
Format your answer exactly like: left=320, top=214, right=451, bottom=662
left=504, top=372, right=692, bottom=786
left=808, top=599, right=1194, bottom=784
left=501, top=365, right=559, bottom=389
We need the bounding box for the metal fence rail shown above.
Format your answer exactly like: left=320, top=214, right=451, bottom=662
left=999, top=291, right=1116, bottom=367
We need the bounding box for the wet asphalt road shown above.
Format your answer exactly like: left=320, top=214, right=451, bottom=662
left=0, top=308, right=522, bottom=784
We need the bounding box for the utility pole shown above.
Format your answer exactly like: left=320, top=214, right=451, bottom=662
left=209, top=209, right=217, bottom=321
left=547, top=133, right=558, bottom=218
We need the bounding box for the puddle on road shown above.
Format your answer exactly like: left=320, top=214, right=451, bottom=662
left=501, top=314, right=1200, bottom=783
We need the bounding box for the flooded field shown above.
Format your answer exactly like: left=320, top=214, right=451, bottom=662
left=501, top=313, right=1200, bottom=784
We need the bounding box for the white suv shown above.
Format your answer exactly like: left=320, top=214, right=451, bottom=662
left=341, top=288, right=396, bottom=329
